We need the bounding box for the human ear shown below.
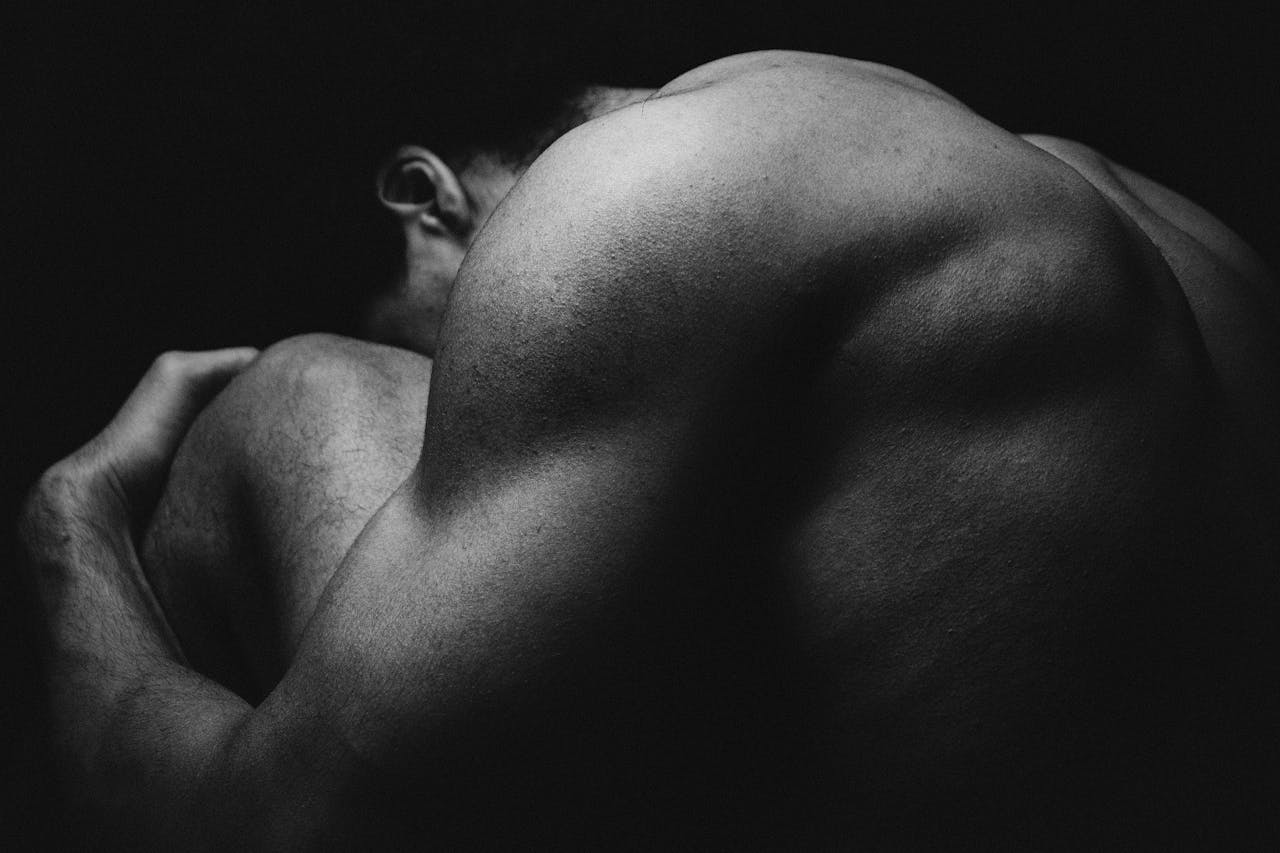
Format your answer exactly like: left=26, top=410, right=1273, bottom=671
left=376, top=145, right=472, bottom=236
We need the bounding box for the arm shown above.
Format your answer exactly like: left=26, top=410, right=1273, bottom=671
left=22, top=96, right=811, bottom=848
left=19, top=349, right=260, bottom=845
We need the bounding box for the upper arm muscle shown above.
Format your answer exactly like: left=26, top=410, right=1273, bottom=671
left=419, top=93, right=833, bottom=500
left=233, top=90, right=833, bottom=839
left=245, top=64, right=1043, bottom=787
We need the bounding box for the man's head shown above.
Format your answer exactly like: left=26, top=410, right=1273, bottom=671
left=352, top=75, right=654, bottom=355
left=360, top=145, right=514, bottom=354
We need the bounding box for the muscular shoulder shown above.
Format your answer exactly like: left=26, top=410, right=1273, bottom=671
left=150, top=334, right=429, bottom=527
left=650, top=49, right=967, bottom=108
left=509, top=52, right=1131, bottom=289
left=431, top=54, right=1197, bottom=467
left=469, top=53, right=1059, bottom=315
left=474, top=57, right=1136, bottom=349
left=143, top=333, right=429, bottom=533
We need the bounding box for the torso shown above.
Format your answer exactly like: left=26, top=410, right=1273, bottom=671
left=145, top=51, right=1279, bottom=848
left=602, top=51, right=1280, bottom=845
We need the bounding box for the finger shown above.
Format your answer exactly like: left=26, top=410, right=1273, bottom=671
left=110, top=347, right=260, bottom=442
left=109, top=348, right=259, bottom=446
left=96, top=347, right=259, bottom=503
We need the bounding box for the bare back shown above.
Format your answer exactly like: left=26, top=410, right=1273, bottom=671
left=139, top=51, right=1279, bottom=848
left=596, top=51, right=1280, bottom=842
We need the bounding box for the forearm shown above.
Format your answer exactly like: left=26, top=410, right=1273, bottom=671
left=53, top=658, right=252, bottom=847
left=18, top=349, right=268, bottom=847
left=23, top=471, right=253, bottom=847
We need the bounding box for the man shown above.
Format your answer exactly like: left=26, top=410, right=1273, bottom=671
left=21, top=51, right=1278, bottom=848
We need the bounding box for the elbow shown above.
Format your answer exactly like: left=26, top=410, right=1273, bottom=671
left=199, top=710, right=373, bottom=852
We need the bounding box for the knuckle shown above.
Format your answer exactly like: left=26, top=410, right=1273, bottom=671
left=21, top=464, right=87, bottom=532
left=19, top=453, right=129, bottom=549
left=152, top=350, right=191, bottom=378
left=35, top=462, right=87, bottom=501
left=25, top=440, right=120, bottom=514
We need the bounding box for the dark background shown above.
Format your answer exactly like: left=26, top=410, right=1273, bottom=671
left=5, top=1, right=1276, bottom=846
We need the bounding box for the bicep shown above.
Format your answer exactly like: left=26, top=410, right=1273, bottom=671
left=227, top=444, right=682, bottom=843
left=231, top=113, right=796, bottom=833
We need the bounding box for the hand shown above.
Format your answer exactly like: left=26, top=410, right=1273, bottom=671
left=23, top=348, right=259, bottom=541
left=16, top=349, right=262, bottom=840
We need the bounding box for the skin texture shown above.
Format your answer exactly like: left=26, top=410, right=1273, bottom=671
left=22, top=52, right=1279, bottom=848
left=358, top=86, right=659, bottom=354
left=140, top=337, right=431, bottom=698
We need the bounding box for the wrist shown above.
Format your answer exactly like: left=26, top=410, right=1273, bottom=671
left=21, top=460, right=183, bottom=664
left=23, top=455, right=132, bottom=539
left=21, top=468, right=121, bottom=605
